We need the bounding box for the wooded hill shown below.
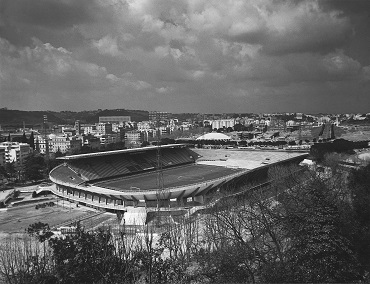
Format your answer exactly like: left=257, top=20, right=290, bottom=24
left=0, top=108, right=149, bottom=127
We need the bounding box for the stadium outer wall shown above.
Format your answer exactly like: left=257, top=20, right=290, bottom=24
left=48, top=168, right=248, bottom=213
left=49, top=156, right=308, bottom=213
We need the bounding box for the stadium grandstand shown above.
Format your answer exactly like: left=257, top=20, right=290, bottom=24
left=49, top=144, right=308, bottom=214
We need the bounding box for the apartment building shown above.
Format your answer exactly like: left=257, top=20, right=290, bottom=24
left=0, top=142, right=31, bottom=170
left=96, top=123, right=113, bottom=135
left=36, top=135, right=82, bottom=154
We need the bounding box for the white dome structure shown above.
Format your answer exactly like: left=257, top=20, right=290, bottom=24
left=196, top=132, right=231, bottom=140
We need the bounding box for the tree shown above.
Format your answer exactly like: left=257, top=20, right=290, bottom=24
left=141, top=141, right=150, bottom=147
left=5, top=162, right=16, bottom=181
left=35, top=137, right=40, bottom=152
left=26, top=222, right=53, bottom=243
left=24, top=153, right=46, bottom=181
left=49, top=226, right=136, bottom=284
left=348, top=163, right=370, bottom=273
left=29, top=131, right=35, bottom=150
left=233, top=124, right=245, bottom=131
left=0, top=165, right=7, bottom=179
left=266, top=167, right=363, bottom=283
left=21, top=132, right=28, bottom=143
left=54, top=148, right=63, bottom=158
left=0, top=165, right=8, bottom=189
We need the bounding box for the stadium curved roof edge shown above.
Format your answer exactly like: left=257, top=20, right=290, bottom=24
left=57, top=144, right=187, bottom=160
left=196, top=132, right=231, bottom=140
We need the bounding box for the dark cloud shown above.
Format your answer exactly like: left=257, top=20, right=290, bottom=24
left=0, top=0, right=106, bottom=47
left=319, top=0, right=370, bottom=15
left=1, top=0, right=95, bottom=28
left=1, top=0, right=370, bottom=113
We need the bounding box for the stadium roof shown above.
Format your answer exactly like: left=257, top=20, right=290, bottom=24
left=57, top=144, right=186, bottom=160
left=196, top=132, right=231, bottom=140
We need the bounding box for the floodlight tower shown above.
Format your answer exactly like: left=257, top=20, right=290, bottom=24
left=43, top=114, right=50, bottom=174
left=155, top=112, right=165, bottom=209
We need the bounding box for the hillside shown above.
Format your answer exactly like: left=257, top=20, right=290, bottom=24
left=85, top=109, right=148, bottom=123
left=0, top=108, right=149, bottom=127
left=0, top=109, right=65, bottom=127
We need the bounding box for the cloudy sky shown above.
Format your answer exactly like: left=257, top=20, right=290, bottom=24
left=1, top=0, right=369, bottom=113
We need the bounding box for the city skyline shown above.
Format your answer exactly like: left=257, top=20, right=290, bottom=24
left=1, top=0, right=370, bottom=113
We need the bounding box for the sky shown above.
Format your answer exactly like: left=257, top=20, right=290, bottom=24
left=0, top=0, right=370, bottom=114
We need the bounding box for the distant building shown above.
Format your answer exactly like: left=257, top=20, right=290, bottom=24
left=48, top=134, right=82, bottom=154
left=61, top=126, right=76, bottom=136
left=74, top=120, right=82, bottom=135
left=0, top=142, right=31, bottom=170
left=83, top=136, right=101, bottom=150
left=83, top=124, right=97, bottom=135
left=97, top=123, right=113, bottom=135
left=137, top=121, right=151, bottom=131
left=36, top=134, right=82, bottom=154
left=204, top=119, right=235, bottom=130
left=99, top=134, right=119, bottom=146
left=99, top=116, right=131, bottom=124
left=149, top=111, right=169, bottom=122
left=125, top=130, right=142, bottom=148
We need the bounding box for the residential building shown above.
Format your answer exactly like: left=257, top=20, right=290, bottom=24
left=83, top=136, right=101, bottom=150
left=83, top=124, right=97, bottom=135
left=75, top=120, right=82, bottom=135
left=149, top=111, right=170, bottom=122
left=137, top=121, right=151, bottom=131
left=125, top=130, right=142, bottom=148
left=97, top=123, right=113, bottom=135
left=205, top=119, right=236, bottom=130
left=99, top=134, right=119, bottom=146
left=48, top=134, right=82, bottom=154
left=0, top=142, right=31, bottom=170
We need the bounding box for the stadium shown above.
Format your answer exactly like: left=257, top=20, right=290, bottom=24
left=49, top=144, right=308, bottom=214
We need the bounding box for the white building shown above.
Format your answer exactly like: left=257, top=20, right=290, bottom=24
left=0, top=142, right=31, bottom=170
left=96, top=123, right=113, bottom=135
left=137, top=121, right=151, bottom=131
left=36, top=135, right=81, bottom=154
left=204, top=119, right=236, bottom=130
left=48, top=134, right=82, bottom=153
left=83, top=124, right=97, bottom=135
left=125, top=131, right=142, bottom=148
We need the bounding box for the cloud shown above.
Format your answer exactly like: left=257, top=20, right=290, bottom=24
left=0, top=38, right=155, bottom=110
left=93, top=35, right=121, bottom=57
left=1, top=0, right=370, bottom=113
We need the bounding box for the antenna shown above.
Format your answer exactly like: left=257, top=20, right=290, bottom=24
left=154, top=112, right=167, bottom=227
left=155, top=112, right=165, bottom=206
left=43, top=114, right=50, bottom=174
